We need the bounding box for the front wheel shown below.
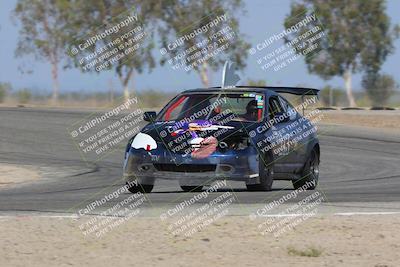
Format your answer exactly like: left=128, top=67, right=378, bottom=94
left=292, top=148, right=319, bottom=190
left=127, top=183, right=153, bottom=193
left=246, top=153, right=274, bottom=191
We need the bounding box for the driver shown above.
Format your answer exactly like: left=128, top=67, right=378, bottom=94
left=241, top=100, right=258, bottom=121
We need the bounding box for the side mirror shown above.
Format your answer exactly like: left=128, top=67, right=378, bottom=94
left=143, top=111, right=157, bottom=122
left=273, top=112, right=290, bottom=123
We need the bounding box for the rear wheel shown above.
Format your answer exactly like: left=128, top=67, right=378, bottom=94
left=127, top=183, right=153, bottom=193
left=246, top=153, right=274, bottom=191
left=180, top=185, right=203, bottom=192
left=292, top=148, right=319, bottom=190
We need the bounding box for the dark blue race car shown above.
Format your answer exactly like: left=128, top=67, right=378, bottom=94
left=123, top=86, right=320, bottom=193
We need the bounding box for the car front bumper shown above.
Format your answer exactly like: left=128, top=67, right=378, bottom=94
left=123, top=146, right=261, bottom=186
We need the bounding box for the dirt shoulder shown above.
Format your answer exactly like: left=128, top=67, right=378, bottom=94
left=0, top=214, right=399, bottom=267
left=0, top=163, right=40, bottom=187
left=319, top=110, right=400, bottom=130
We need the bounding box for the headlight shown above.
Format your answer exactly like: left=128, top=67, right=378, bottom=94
left=131, top=132, right=157, bottom=151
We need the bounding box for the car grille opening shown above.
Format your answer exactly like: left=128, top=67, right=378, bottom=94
left=153, top=163, right=216, bottom=173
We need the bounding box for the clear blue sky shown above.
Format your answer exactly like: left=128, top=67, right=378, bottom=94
left=0, top=0, right=399, bottom=94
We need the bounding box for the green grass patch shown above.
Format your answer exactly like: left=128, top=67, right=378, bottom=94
left=287, top=246, right=323, bottom=257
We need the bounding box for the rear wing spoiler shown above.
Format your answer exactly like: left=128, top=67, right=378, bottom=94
left=233, top=86, right=319, bottom=96
left=266, top=87, right=319, bottom=96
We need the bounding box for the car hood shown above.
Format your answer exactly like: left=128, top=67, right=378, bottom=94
left=141, top=120, right=254, bottom=144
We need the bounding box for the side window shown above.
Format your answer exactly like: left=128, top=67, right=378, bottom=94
left=278, top=96, right=297, bottom=120
left=268, top=96, right=284, bottom=119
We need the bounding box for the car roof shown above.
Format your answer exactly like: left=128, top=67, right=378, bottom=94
left=182, top=86, right=319, bottom=96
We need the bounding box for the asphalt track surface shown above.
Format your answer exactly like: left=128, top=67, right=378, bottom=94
left=0, top=107, right=399, bottom=215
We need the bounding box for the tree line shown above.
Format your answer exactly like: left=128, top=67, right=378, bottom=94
left=11, top=0, right=399, bottom=107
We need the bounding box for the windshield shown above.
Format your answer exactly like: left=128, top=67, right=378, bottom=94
left=157, top=92, right=265, bottom=122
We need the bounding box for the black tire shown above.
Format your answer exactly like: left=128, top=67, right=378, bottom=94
left=180, top=185, right=203, bottom=192
left=127, top=183, right=153, bottom=193
left=292, top=148, right=319, bottom=190
left=246, top=153, right=274, bottom=191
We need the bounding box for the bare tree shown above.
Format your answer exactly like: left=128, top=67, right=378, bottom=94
left=14, top=0, right=71, bottom=104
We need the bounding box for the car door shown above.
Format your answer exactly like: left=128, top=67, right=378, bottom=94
left=265, top=95, right=296, bottom=173
left=278, top=95, right=308, bottom=169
